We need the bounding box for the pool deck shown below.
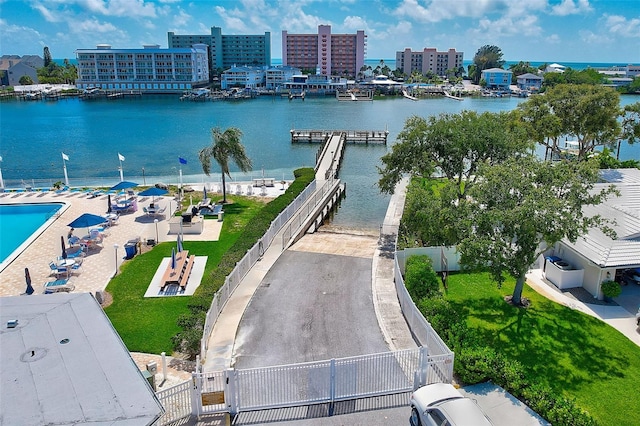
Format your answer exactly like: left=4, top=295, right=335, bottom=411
left=0, top=183, right=285, bottom=297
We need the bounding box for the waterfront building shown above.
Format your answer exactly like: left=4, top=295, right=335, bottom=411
left=282, top=25, right=366, bottom=78
left=545, top=63, right=566, bottom=73
left=74, top=44, right=209, bottom=93
left=265, top=65, right=301, bottom=89
left=516, top=72, right=543, bottom=91
left=281, top=74, right=347, bottom=95
left=481, top=68, right=513, bottom=90
left=395, top=48, right=463, bottom=77
left=0, top=55, right=43, bottom=86
left=221, top=66, right=265, bottom=89
left=168, top=26, right=270, bottom=77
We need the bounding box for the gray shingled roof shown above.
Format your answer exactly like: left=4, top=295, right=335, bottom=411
left=0, top=293, right=164, bottom=425
left=563, top=169, right=640, bottom=268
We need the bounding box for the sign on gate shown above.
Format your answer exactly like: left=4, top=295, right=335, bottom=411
left=202, top=391, right=225, bottom=405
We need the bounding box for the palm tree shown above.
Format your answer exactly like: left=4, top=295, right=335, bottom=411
left=199, top=127, right=252, bottom=204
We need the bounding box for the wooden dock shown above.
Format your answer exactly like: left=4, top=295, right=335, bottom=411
left=291, top=129, right=388, bottom=144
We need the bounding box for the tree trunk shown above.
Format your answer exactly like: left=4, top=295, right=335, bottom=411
left=512, top=272, right=526, bottom=306
left=221, top=173, right=227, bottom=204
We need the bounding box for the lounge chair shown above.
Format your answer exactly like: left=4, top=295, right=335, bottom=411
left=199, top=204, right=223, bottom=217
left=43, top=279, right=75, bottom=294
left=66, top=247, right=85, bottom=259
left=49, top=261, right=69, bottom=278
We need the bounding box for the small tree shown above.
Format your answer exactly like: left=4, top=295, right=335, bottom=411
left=198, top=127, right=252, bottom=204
left=404, top=255, right=441, bottom=300
left=458, top=156, right=616, bottom=306
left=19, top=75, right=33, bottom=85
left=43, top=46, right=52, bottom=67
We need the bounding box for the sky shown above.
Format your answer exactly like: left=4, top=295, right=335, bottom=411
left=1, top=0, right=639, bottom=64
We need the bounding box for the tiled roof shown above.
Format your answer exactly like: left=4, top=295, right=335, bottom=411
left=563, top=169, right=640, bottom=268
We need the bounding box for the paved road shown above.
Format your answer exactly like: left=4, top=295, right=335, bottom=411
left=233, top=250, right=389, bottom=369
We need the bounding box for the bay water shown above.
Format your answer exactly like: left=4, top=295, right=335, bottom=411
left=1, top=94, right=637, bottom=231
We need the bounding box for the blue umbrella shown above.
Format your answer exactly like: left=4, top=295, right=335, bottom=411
left=203, top=186, right=207, bottom=201
left=171, top=247, right=176, bottom=271
left=177, top=235, right=183, bottom=253
left=24, top=267, right=34, bottom=295
left=110, top=181, right=138, bottom=191
left=139, top=187, right=169, bottom=197
left=138, top=186, right=168, bottom=204
left=68, top=213, right=107, bottom=229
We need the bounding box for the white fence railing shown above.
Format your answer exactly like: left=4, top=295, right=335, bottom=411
left=188, top=348, right=452, bottom=416
left=280, top=177, right=336, bottom=247
left=154, top=380, right=192, bottom=425
left=394, top=251, right=456, bottom=356
left=200, top=180, right=317, bottom=356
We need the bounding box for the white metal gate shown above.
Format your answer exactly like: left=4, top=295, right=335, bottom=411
left=191, top=347, right=452, bottom=416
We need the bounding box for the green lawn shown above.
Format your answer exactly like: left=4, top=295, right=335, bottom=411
left=445, top=272, right=640, bottom=426
left=104, top=196, right=267, bottom=354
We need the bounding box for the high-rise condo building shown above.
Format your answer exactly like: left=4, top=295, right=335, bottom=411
left=168, top=26, right=271, bottom=75
left=282, top=25, right=366, bottom=78
left=395, top=48, right=464, bottom=77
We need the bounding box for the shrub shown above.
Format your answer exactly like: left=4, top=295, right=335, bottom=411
left=601, top=280, right=621, bottom=298
left=416, top=293, right=598, bottom=426
left=405, top=255, right=441, bottom=300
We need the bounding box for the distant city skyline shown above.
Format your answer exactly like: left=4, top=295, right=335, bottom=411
left=1, top=0, right=638, bottom=64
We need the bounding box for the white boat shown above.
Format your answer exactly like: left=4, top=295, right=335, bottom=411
left=402, top=90, right=418, bottom=101
left=443, top=91, right=463, bottom=101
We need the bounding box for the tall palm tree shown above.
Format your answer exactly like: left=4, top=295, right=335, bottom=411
left=199, top=127, right=252, bottom=204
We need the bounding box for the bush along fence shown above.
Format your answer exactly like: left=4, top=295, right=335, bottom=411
left=397, top=251, right=597, bottom=426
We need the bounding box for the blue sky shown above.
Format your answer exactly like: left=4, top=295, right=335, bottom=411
left=1, top=0, right=639, bottom=63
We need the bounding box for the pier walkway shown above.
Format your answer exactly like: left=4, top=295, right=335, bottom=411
left=202, top=132, right=380, bottom=372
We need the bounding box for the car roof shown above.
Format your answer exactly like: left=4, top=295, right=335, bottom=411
left=412, top=383, right=463, bottom=406
left=437, top=397, right=494, bottom=426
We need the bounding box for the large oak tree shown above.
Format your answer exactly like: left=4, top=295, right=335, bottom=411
left=458, top=156, right=616, bottom=306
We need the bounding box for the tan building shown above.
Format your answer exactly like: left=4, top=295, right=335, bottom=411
left=395, top=48, right=463, bottom=77
left=282, top=25, right=366, bottom=78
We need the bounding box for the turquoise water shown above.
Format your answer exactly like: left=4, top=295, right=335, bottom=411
left=0, top=95, right=638, bottom=230
left=0, top=203, right=63, bottom=263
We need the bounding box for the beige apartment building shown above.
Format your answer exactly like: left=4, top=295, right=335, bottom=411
left=282, top=25, right=366, bottom=78
left=395, top=48, right=464, bottom=77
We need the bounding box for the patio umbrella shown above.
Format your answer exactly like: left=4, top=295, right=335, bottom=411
left=61, top=235, right=67, bottom=260
left=24, top=267, right=34, bottom=295
left=138, top=186, right=168, bottom=203
left=68, top=213, right=107, bottom=229
left=203, top=185, right=207, bottom=201
left=171, top=247, right=176, bottom=272
left=107, top=194, right=112, bottom=213
left=110, top=181, right=138, bottom=191
left=177, top=235, right=183, bottom=253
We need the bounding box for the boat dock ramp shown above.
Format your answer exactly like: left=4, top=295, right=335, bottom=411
left=291, top=129, right=388, bottom=144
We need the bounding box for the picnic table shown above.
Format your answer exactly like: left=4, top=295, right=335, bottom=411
left=160, top=250, right=196, bottom=292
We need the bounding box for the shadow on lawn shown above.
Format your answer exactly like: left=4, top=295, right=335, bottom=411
left=450, top=296, right=629, bottom=393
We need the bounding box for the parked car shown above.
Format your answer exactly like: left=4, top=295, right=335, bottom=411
left=410, top=383, right=494, bottom=426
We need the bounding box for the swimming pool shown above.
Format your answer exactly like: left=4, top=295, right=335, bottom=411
left=0, top=203, right=64, bottom=270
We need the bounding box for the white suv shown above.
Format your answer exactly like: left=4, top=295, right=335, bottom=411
left=410, top=383, right=493, bottom=426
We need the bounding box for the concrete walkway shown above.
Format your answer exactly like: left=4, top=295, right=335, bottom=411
left=201, top=176, right=416, bottom=371
left=526, top=270, right=640, bottom=346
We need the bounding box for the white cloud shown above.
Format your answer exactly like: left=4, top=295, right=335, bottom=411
left=579, top=29, right=610, bottom=45
left=551, top=0, right=593, bottom=16
left=545, top=34, right=561, bottom=44
left=469, top=14, right=542, bottom=39
left=603, top=14, right=640, bottom=38
left=72, top=17, right=119, bottom=34
left=171, top=8, right=191, bottom=28
left=80, top=0, right=157, bottom=18
left=32, top=1, right=66, bottom=23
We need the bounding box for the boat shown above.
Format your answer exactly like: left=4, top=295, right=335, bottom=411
left=402, top=89, right=418, bottom=101
left=443, top=91, right=463, bottom=101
